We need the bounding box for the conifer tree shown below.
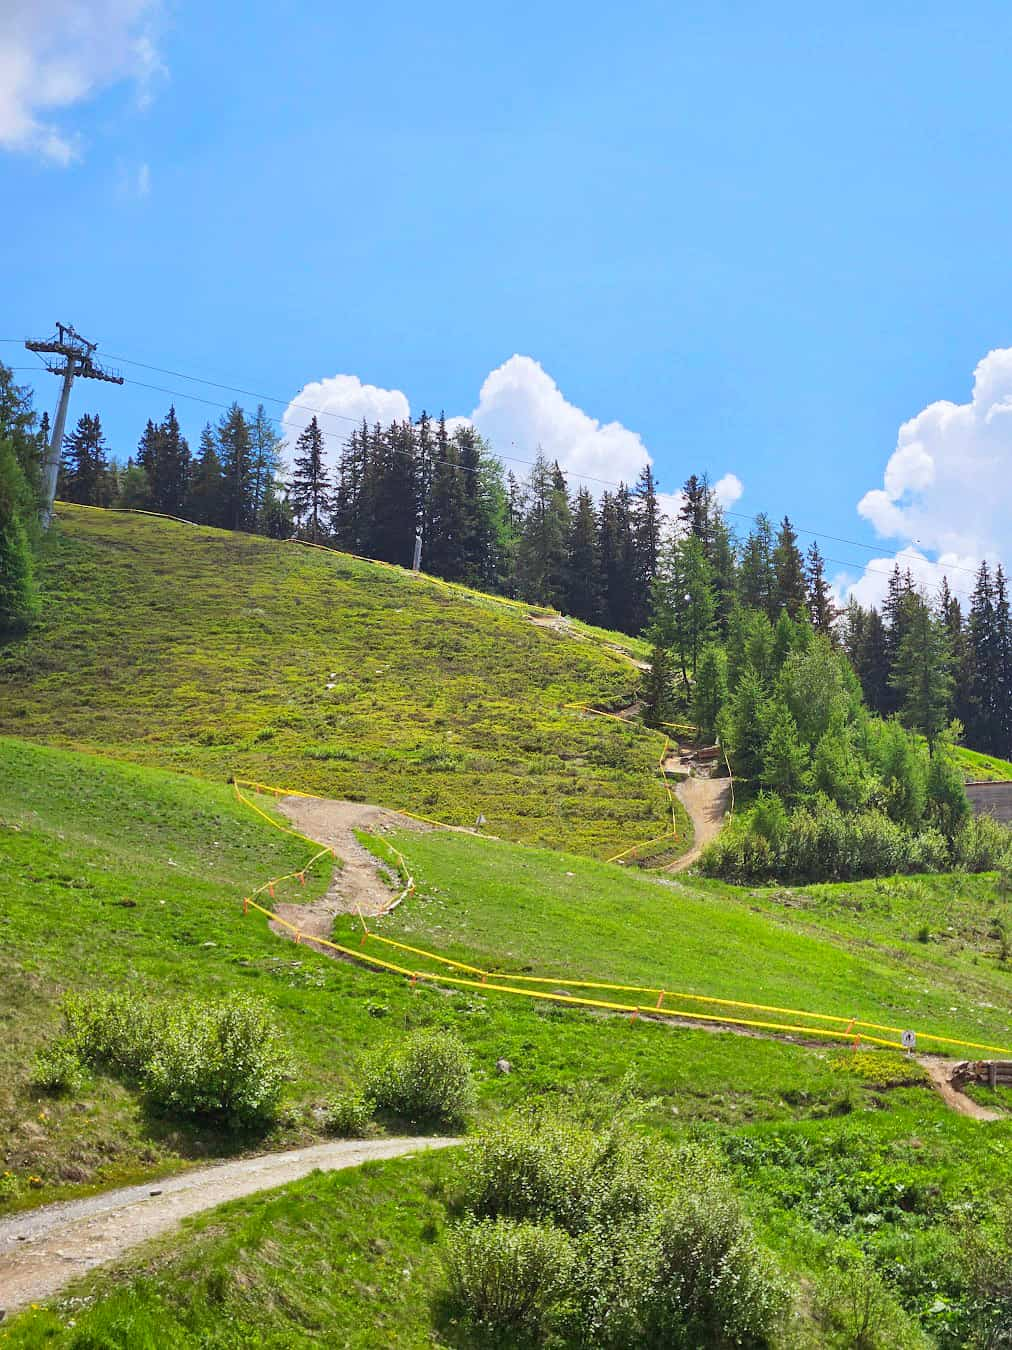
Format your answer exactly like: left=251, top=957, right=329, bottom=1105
left=967, top=561, right=998, bottom=751
left=0, top=437, right=38, bottom=631
left=651, top=534, right=716, bottom=690
left=631, top=464, right=661, bottom=631
left=772, top=516, right=806, bottom=618
left=693, top=643, right=728, bottom=740
left=598, top=484, right=637, bottom=631
left=149, top=406, right=190, bottom=516
left=889, top=595, right=954, bottom=754
left=187, top=425, right=225, bottom=526
left=516, top=454, right=570, bottom=607
left=426, top=417, right=466, bottom=579
left=678, top=473, right=710, bottom=542
left=993, top=565, right=1012, bottom=757
left=288, top=416, right=331, bottom=544
left=708, top=509, right=738, bottom=635
left=566, top=487, right=600, bottom=621
left=738, top=514, right=776, bottom=619
left=60, top=413, right=114, bottom=507
left=805, top=541, right=836, bottom=634
left=249, top=405, right=285, bottom=532
left=217, top=403, right=254, bottom=532
left=332, top=422, right=369, bottom=551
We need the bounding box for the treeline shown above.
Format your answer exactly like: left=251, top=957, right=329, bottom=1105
left=57, top=401, right=294, bottom=538
left=844, top=569, right=1012, bottom=762
left=4, top=361, right=1011, bottom=777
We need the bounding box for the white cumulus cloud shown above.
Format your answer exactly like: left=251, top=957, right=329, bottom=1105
left=0, top=1, right=163, bottom=164
left=281, top=374, right=410, bottom=454
left=464, top=355, right=651, bottom=490
left=283, top=354, right=745, bottom=511
left=841, top=346, right=1012, bottom=607
left=858, top=346, right=1012, bottom=560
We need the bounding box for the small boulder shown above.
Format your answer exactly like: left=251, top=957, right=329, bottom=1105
left=495, top=1058, right=511, bottom=1075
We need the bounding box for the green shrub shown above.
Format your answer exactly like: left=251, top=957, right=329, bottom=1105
left=455, top=1101, right=788, bottom=1348
left=31, top=1040, right=85, bottom=1096
left=323, top=1091, right=372, bottom=1137
left=144, top=995, right=290, bottom=1128
left=443, top=1218, right=575, bottom=1337
left=953, top=814, right=1012, bottom=873
left=573, top=1154, right=788, bottom=1349
left=366, top=1028, right=474, bottom=1128
left=463, top=1106, right=660, bottom=1236
left=61, top=989, right=155, bottom=1078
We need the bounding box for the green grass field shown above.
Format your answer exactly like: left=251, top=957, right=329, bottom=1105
left=3, top=739, right=1012, bottom=1345
left=0, top=504, right=680, bottom=859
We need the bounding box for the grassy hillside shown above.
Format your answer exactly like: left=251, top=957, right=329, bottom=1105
left=2, top=736, right=1010, bottom=1202
left=3, top=738, right=1012, bottom=1346
left=955, top=744, right=1012, bottom=782
left=0, top=737, right=863, bottom=1208
left=0, top=504, right=679, bottom=859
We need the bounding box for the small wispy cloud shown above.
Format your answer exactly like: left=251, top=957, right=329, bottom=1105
left=0, top=1, right=165, bottom=165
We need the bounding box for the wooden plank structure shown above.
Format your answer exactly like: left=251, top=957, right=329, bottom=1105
left=951, top=1060, right=1012, bottom=1089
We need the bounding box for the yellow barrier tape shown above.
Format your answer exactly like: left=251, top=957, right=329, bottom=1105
left=234, top=780, right=1011, bottom=1059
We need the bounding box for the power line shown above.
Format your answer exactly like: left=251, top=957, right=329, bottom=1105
left=2, top=336, right=985, bottom=592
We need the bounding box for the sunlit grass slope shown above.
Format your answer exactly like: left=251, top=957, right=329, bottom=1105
left=0, top=504, right=674, bottom=858
left=351, top=828, right=1012, bottom=1051
left=0, top=737, right=877, bottom=1209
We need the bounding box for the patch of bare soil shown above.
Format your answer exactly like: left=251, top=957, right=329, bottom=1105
left=917, top=1056, right=1004, bottom=1120
left=273, top=797, right=430, bottom=930
left=0, top=1137, right=459, bottom=1315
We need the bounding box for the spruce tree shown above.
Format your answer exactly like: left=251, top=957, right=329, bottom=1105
left=889, top=595, right=954, bottom=755
left=288, top=416, right=332, bottom=544
left=516, top=454, right=570, bottom=607
left=805, top=541, right=836, bottom=634
left=150, top=406, right=190, bottom=516
left=708, top=509, right=738, bottom=635
left=0, top=363, right=44, bottom=512
left=187, top=424, right=225, bottom=526
left=651, top=534, right=716, bottom=690
left=967, top=561, right=998, bottom=751
left=332, top=422, right=369, bottom=551
left=566, top=487, right=600, bottom=621
left=678, top=473, right=710, bottom=542
left=631, top=464, right=661, bottom=631
left=598, top=484, right=637, bottom=632
left=772, top=516, right=806, bottom=618
left=738, top=514, right=777, bottom=619
left=426, top=417, right=466, bottom=579
left=249, top=405, right=285, bottom=531
left=993, top=565, right=1012, bottom=757
left=60, top=413, right=114, bottom=507
left=217, top=403, right=254, bottom=531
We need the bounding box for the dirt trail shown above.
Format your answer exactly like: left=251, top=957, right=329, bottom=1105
left=917, top=1056, right=1004, bottom=1120
left=0, top=1136, right=458, bottom=1316
left=274, top=797, right=430, bottom=929
left=662, top=750, right=731, bottom=872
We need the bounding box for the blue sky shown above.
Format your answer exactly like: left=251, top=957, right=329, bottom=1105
left=3, top=1, right=1011, bottom=605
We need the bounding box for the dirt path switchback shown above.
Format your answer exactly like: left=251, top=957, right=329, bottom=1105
left=274, top=796, right=430, bottom=929
left=662, top=751, right=731, bottom=873
left=0, top=1136, right=459, bottom=1316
